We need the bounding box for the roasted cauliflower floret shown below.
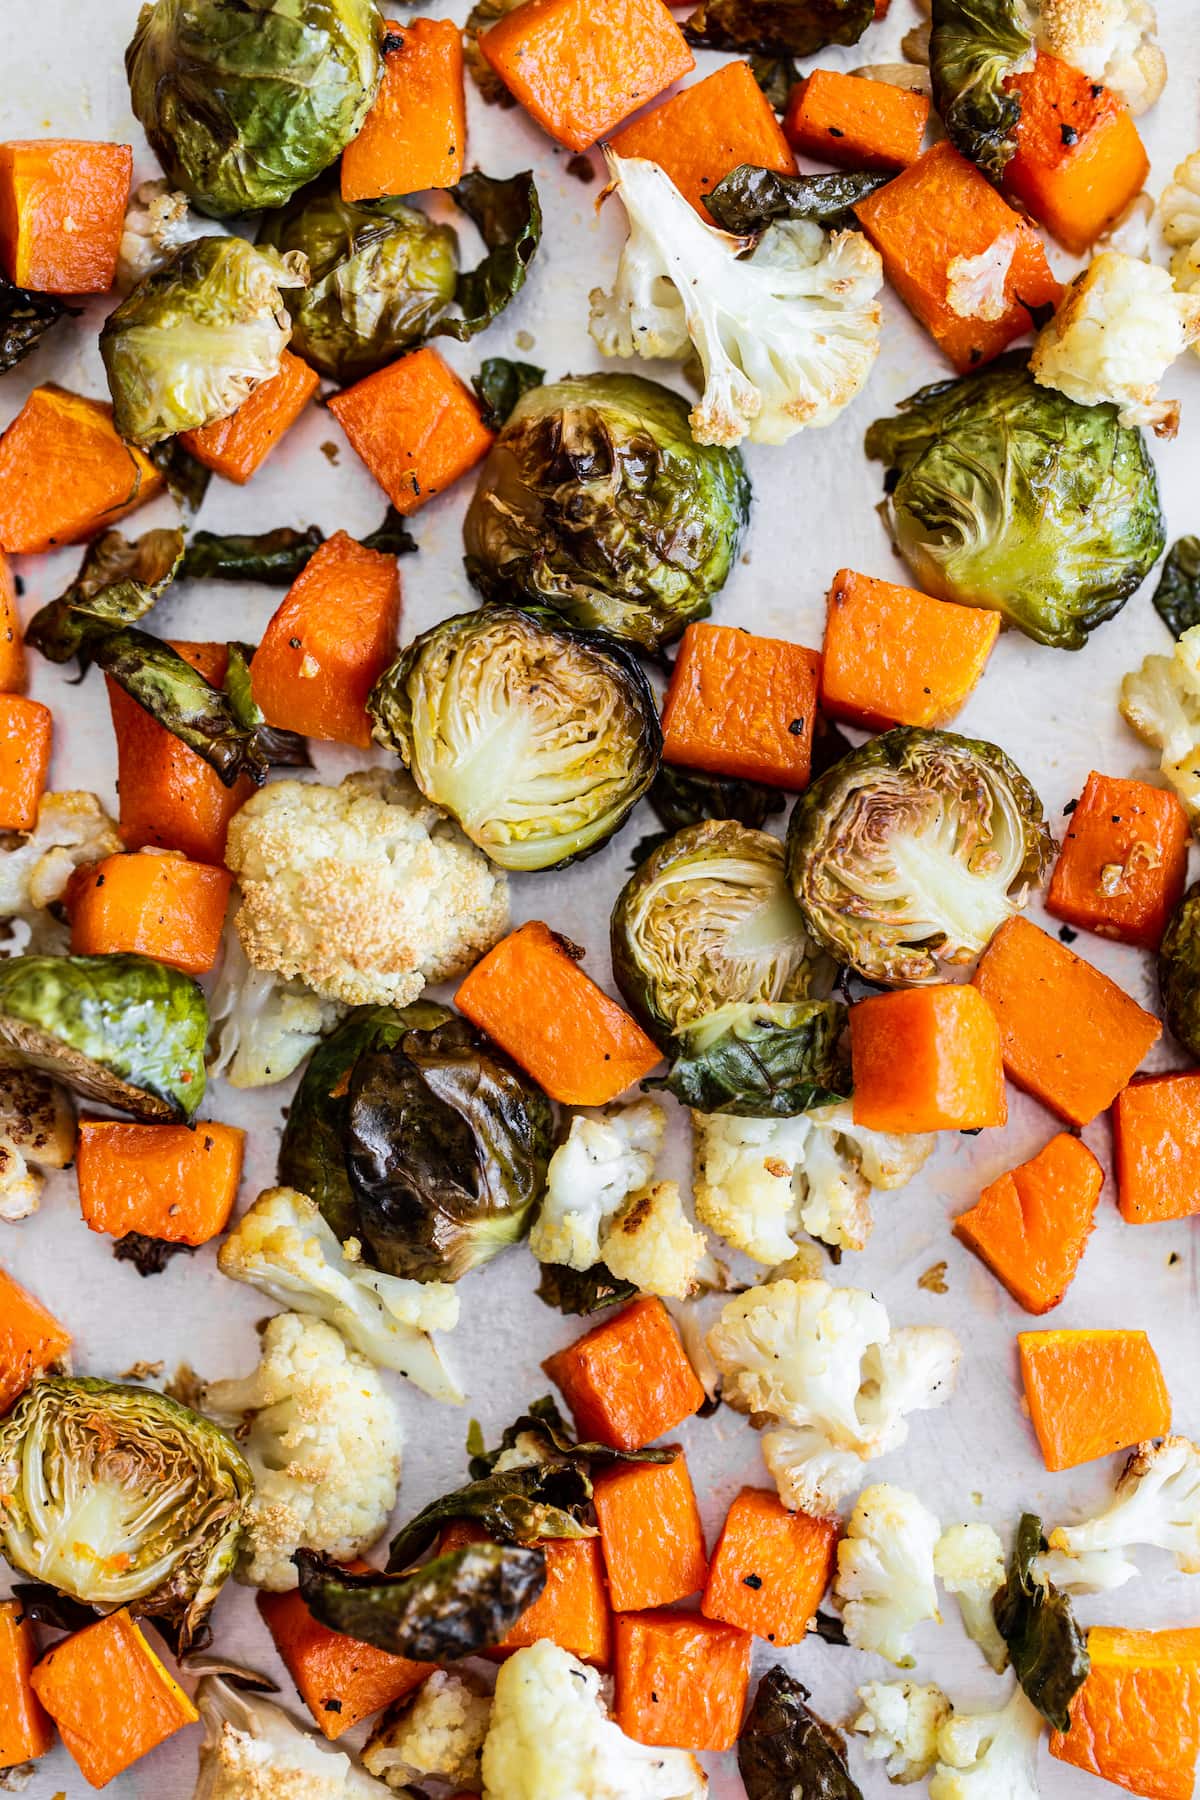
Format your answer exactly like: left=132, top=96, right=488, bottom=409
left=0, top=792, right=122, bottom=952
left=1161, top=151, right=1200, bottom=303
left=1034, top=0, right=1166, bottom=115
left=208, top=929, right=344, bottom=1088
left=852, top=1680, right=952, bottom=1783
left=0, top=1064, right=75, bottom=1224
left=934, top=1523, right=1008, bottom=1671
left=1031, top=252, right=1200, bottom=435
left=835, top=1484, right=942, bottom=1667
left=204, top=1312, right=403, bottom=1591
left=1048, top=1435, right=1200, bottom=1573
left=946, top=231, right=1022, bottom=323
left=599, top=1181, right=707, bottom=1301
left=117, top=177, right=223, bottom=293
left=364, top=1670, right=491, bottom=1792
left=225, top=769, right=509, bottom=1007
left=590, top=152, right=882, bottom=448
left=530, top=1102, right=665, bottom=1271
left=929, top=1686, right=1043, bottom=1800
left=194, top=1676, right=391, bottom=1799
left=1120, top=623, right=1200, bottom=818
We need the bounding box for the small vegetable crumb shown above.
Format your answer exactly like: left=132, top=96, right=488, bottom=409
left=919, top=1261, right=949, bottom=1294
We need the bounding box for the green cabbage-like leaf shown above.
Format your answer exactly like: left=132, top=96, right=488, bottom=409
left=295, top=1543, right=546, bottom=1660
left=434, top=171, right=541, bottom=343
left=705, top=164, right=890, bottom=234
left=93, top=629, right=273, bottom=787
left=26, top=527, right=184, bottom=670
left=653, top=999, right=850, bottom=1116
left=739, top=1666, right=863, bottom=1800
left=0, top=274, right=76, bottom=373
left=1152, top=536, right=1200, bottom=639
left=929, top=0, right=1034, bottom=181
left=180, top=526, right=326, bottom=586
left=473, top=357, right=546, bottom=427
left=993, top=1513, right=1090, bottom=1732
left=630, top=763, right=785, bottom=867
left=683, top=0, right=873, bottom=57
left=535, top=1261, right=638, bottom=1316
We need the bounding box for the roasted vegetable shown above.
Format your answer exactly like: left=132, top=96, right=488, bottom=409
left=536, top=1261, right=637, bottom=1316
left=440, top=170, right=541, bottom=342
left=0, top=1064, right=75, bottom=1225
left=865, top=359, right=1165, bottom=650
left=635, top=765, right=785, bottom=869
left=929, top=0, right=1035, bottom=181
left=787, top=728, right=1052, bottom=985
left=683, top=0, right=874, bottom=58
left=654, top=999, right=850, bottom=1116
left=93, top=629, right=274, bottom=788
left=739, top=1665, right=863, bottom=1800
left=193, top=1676, right=392, bottom=1800
left=0, top=952, right=208, bottom=1121
left=295, top=1544, right=546, bottom=1661
left=473, top=357, right=546, bottom=427
left=0, top=273, right=75, bottom=373
left=179, top=513, right=414, bottom=586
left=0, top=1377, right=250, bottom=1651
left=344, top=1012, right=554, bottom=1282
left=992, top=1512, right=1090, bottom=1732
left=1152, top=536, right=1200, bottom=639
left=26, top=527, right=184, bottom=670
left=1158, top=881, right=1200, bottom=1060
left=611, top=821, right=825, bottom=1045
left=126, top=0, right=384, bottom=218
left=369, top=607, right=661, bottom=871
left=705, top=163, right=891, bottom=233
left=462, top=373, right=750, bottom=652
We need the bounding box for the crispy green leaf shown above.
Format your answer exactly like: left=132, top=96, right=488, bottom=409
left=472, top=357, right=546, bottom=427
left=747, top=51, right=800, bottom=112
left=361, top=505, right=418, bottom=558
left=180, top=526, right=326, bottom=585
left=536, top=1261, right=638, bottom=1316
left=0, top=274, right=76, bottom=373
left=223, top=643, right=312, bottom=770
left=993, top=1512, right=1090, bottom=1732
left=92, top=628, right=270, bottom=788
left=386, top=1466, right=596, bottom=1571
left=739, top=1666, right=863, bottom=1800
left=295, top=1543, right=545, bottom=1661
left=467, top=1396, right=673, bottom=1481
left=631, top=762, right=786, bottom=866
left=1152, top=536, right=1200, bottom=639
left=435, top=171, right=542, bottom=342
left=147, top=437, right=212, bottom=513
left=652, top=999, right=850, bottom=1116
left=705, top=164, right=890, bottom=233
left=683, top=0, right=874, bottom=57
left=929, top=0, right=1034, bottom=182
left=26, top=528, right=185, bottom=670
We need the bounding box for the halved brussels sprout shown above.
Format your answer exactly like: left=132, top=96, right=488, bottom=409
left=611, top=821, right=825, bottom=1046
left=0, top=953, right=208, bottom=1121
left=259, top=177, right=458, bottom=381
left=462, top=374, right=751, bottom=652
left=0, top=1377, right=251, bottom=1651
left=866, top=359, right=1165, bottom=650
left=655, top=998, right=850, bottom=1116
left=369, top=607, right=661, bottom=871
left=786, top=728, right=1053, bottom=985
left=126, top=0, right=384, bottom=218
left=100, top=237, right=307, bottom=446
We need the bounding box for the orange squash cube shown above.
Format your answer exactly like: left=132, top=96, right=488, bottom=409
left=31, top=1610, right=198, bottom=1788
left=1047, top=771, right=1189, bottom=950
left=1005, top=53, right=1149, bottom=254
left=954, top=1132, right=1103, bottom=1313
left=609, top=62, right=795, bottom=217
left=76, top=1119, right=245, bottom=1248
left=0, top=1265, right=70, bottom=1419
left=68, top=852, right=233, bottom=973
left=850, top=985, right=1007, bottom=1133
left=342, top=18, right=466, bottom=200
left=593, top=1449, right=708, bottom=1611
left=0, top=386, right=163, bottom=555
left=1114, top=1074, right=1200, bottom=1225
left=259, top=1585, right=432, bottom=1740
left=0, top=550, right=25, bottom=693
left=328, top=347, right=494, bottom=516
left=784, top=69, right=928, bottom=172
left=613, top=1611, right=751, bottom=1751
left=180, top=350, right=319, bottom=485
left=0, top=1600, right=53, bottom=1768
left=0, top=141, right=131, bottom=294
left=820, top=568, right=999, bottom=730
left=1051, top=1627, right=1200, bottom=1800
left=660, top=621, right=822, bottom=790
left=702, top=1487, right=837, bottom=1646
left=0, top=695, right=51, bottom=831
left=544, top=1297, right=706, bottom=1452
left=1019, top=1329, right=1171, bottom=1472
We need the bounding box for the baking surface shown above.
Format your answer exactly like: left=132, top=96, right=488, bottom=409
left=4, top=2, right=1200, bottom=1794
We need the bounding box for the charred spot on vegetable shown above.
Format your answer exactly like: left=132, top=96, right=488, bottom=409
left=738, top=1665, right=863, bottom=1800
left=113, top=1231, right=198, bottom=1277
left=1060, top=123, right=1079, bottom=145
left=992, top=1511, right=1089, bottom=1732
left=683, top=0, right=874, bottom=59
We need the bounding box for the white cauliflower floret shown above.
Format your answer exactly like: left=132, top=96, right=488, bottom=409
left=1034, top=0, right=1166, bottom=114
left=0, top=792, right=121, bottom=953
left=1033, top=1544, right=1138, bottom=1592
left=204, top=1312, right=403, bottom=1591
left=118, top=178, right=223, bottom=293
left=530, top=1102, right=665, bottom=1270
left=946, top=231, right=1021, bottom=323
left=693, top=1106, right=933, bottom=1260
left=1120, top=623, right=1200, bottom=817
left=1031, top=252, right=1200, bottom=435
left=225, top=769, right=509, bottom=1007
left=481, top=1640, right=706, bottom=1800
left=1161, top=151, right=1200, bottom=302
left=589, top=152, right=882, bottom=447
left=1048, top=1435, right=1200, bottom=1574
left=929, top=1685, right=1043, bottom=1800
left=0, top=1064, right=74, bottom=1224
left=194, top=1676, right=391, bottom=1800
left=208, top=928, right=345, bottom=1088
left=217, top=1188, right=462, bottom=1404
left=934, top=1524, right=1008, bottom=1671
left=853, top=1681, right=952, bottom=1783
left=835, top=1484, right=941, bottom=1666
left=707, top=1279, right=959, bottom=1515
left=600, top=1182, right=707, bottom=1300
left=364, top=1670, right=491, bottom=1792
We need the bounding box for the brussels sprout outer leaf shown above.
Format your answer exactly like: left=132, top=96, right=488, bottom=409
left=683, top=0, right=873, bottom=55
left=631, top=763, right=786, bottom=866
left=10, top=1585, right=101, bottom=1635
left=1159, top=882, right=1200, bottom=1060
left=747, top=52, right=800, bottom=112
left=653, top=1000, right=850, bottom=1116
left=147, top=437, right=212, bottom=513
left=277, top=1002, right=450, bottom=1243
left=1152, top=536, right=1200, bottom=639
left=224, top=642, right=313, bottom=769
left=464, top=0, right=522, bottom=105
left=113, top=1232, right=198, bottom=1276
left=386, top=1466, right=596, bottom=1571
left=0, top=953, right=208, bottom=1122
left=93, top=627, right=271, bottom=787
left=361, top=505, right=418, bottom=558
left=472, top=358, right=547, bottom=427
left=295, top=1543, right=546, bottom=1661
left=0, top=1377, right=251, bottom=1651
left=26, top=527, right=185, bottom=669
left=467, top=1397, right=674, bottom=1480
left=929, top=0, right=1033, bottom=182
left=704, top=164, right=890, bottom=233
left=179, top=526, right=326, bottom=585
left=344, top=1018, right=555, bottom=1281
left=993, top=1512, right=1090, bottom=1732
left=435, top=172, right=542, bottom=342
left=738, top=1666, right=863, bottom=1800
left=536, top=1261, right=639, bottom=1315
left=0, top=274, right=76, bottom=372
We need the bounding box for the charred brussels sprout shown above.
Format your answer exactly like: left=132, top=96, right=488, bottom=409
left=929, top=0, right=1034, bottom=182
left=1159, top=882, right=1200, bottom=1059
left=654, top=998, right=850, bottom=1116
left=344, top=1012, right=555, bottom=1282
left=0, top=1378, right=251, bottom=1651
left=100, top=237, right=307, bottom=446
left=611, top=821, right=824, bottom=1046
left=682, top=0, right=874, bottom=58
left=0, top=274, right=75, bottom=373
left=295, top=1544, right=546, bottom=1661
left=463, top=374, right=751, bottom=652
left=787, top=728, right=1053, bottom=985
left=259, top=177, right=458, bottom=381
left=126, top=0, right=383, bottom=218
left=0, top=954, right=208, bottom=1121
left=866, top=359, right=1165, bottom=650
left=369, top=607, right=661, bottom=871
left=739, top=1666, right=863, bottom=1800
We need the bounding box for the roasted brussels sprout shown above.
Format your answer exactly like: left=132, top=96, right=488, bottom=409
left=1159, top=882, right=1200, bottom=1059
left=0, top=953, right=208, bottom=1121
left=369, top=607, right=661, bottom=871
left=259, top=178, right=457, bottom=380
left=929, top=0, right=1034, bottom=181
left=473, top=357, right=546, bottom=427
left=462, top=374, right=751, bottom=652
left=683, top=0, right=874, bottom=58
left=655, top=998, right=850, bottom=1116
left=631, top=763, right=785, bottom=865
left=1152, top=536, right=1200, bottom=639
left=295, top=1543, right=546, bottom=1661
left=126, top=0, right=383, bottom=218
left=611, top=821, right=825, bottom=1046
left=0, top=1377, right=251, bottom=1651
left=866, top=359, right=1165, bottom=650
left=739, top=1667, right=862, bottom=1800
left=787, top=729, right=1053, bottom=985
left=100, top=237, right=307, bottom=446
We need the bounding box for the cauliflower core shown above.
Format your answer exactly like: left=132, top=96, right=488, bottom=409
left=364, top=1670, right=491, bottom=1792
left=225, top=769, right=509, bottom=1007
left=205, top=1312, right=404, bottom=1590
left=929, top=1685, right=1043, bottom=1800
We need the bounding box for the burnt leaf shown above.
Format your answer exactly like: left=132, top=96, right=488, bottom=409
left=468, top=1395, right=673, bottom=1481
left=631, top=763, right=786, bottom=871
left=472, top=357, right=546, bottom=427
left=929, top=0, right=1033, bottom=182
left=748, top=51, right=800, bottom=112
left=179, top=526, right=326, bottom=585
left=26, top=527, right=185, bottom=670
left=810, top=1610, right=850, bottom=1646
left=11, top=1583, right=101, bottom=1634
left=113, top=1232, right=198, bottom=1277
left=536, top=1260, right=638, bottom=1315
left=683, top=0, right=874, bottom=58
left=435, top=171, right=542, bottom=341
left=147, top=437, right=212, bottom=514
left=295, top=1543, right=546, bottom=1661
left=361, top=505, right=418, bottom=558
left=739, top=1666, right=863, bottom=1800
left=0, top=275, right=76, bottom=373
left=1152, top=536, right=1200, bottom=639
left=92, top=628, right=271, bottom=787
left=705, top=164, right=890, bottom=234
left=385, top=1464, right=596, bottom=1571
left=993, top=1512, right=1090, bottom=1732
